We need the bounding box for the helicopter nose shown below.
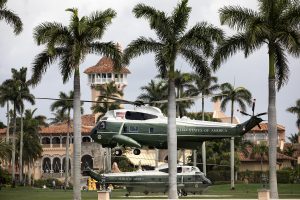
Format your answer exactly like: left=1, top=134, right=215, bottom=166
left=90, top=126, right=98, bottom=140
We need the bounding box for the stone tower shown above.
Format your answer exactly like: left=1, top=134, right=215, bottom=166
left=84, top=56, right=130, bottom=103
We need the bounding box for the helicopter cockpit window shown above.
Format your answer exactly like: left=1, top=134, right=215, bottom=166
left=97, top=121, right=106, bottom=130
left=125, top=111, right=158, bottom=120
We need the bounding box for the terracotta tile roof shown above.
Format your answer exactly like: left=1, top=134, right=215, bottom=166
left=249, top=123, right=285, bottom=132
left=39, top=114, right=96, bottom=135
left=84, top=57, right=130, bottom=74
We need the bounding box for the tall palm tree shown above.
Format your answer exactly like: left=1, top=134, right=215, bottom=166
left=123, top=0, right=223, bottom=198
left=0, top=0, right=23, bottom=34
left=187, top=72, right=219, bottom=174
left=287, top=99, right=300, bottom=131
left=11, top=67, right=35, bottom=184
left=0, top=83, right=11, bottom=143
left=50, top=91, right=83, bottom=188
left=30, top=8, right=121, bottom=200
left=91, top=81, right=123, bottom=120
left=212, top=82, right=252, bottom=190
left=20, top=108, right=44, bottom=185
left=212, top=1, right=300, bottom=197
left=138, top=79, right=168, bottom=114
left=0, top=68, right=35, bottom=186
left=188, top=73, right=219, bottom=120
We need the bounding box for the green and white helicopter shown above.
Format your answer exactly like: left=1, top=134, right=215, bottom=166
left=90, top=97, right=266, bottom=156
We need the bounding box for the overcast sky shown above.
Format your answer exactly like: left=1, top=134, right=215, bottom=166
left=0, top=0, right=299, bottom=140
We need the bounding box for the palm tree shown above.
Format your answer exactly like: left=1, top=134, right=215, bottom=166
left=287, top=99, right=300, bottom=131
left=12, top=67, right=35, bottom=184
left=187, top=72, right=219, bottom=174
left=0, top=0, right=23, bottom=34
left=252, top=143, right=269, bottom=186
left=30, top=8, right=121, bottom=200
left=21, top=109, right=44, bottom=185
left=91, top=81, right=123, bottom=120
left=188, top=73, right=219, bottom=120
left=212, top=82, right=252, bottom=190
left=137, top=79, right=168, bottom=114
left=123, top=0, right=223, bottom=198
left=49, top=110, right=68, bottom=125
left=287, top=133, right=298, bottom=144
left=0, top=82, right=11, bottom=143
left=212, top=1, right=300, bottom=197
left=50, top=91, right=83, bottom=188
left=0, top=68, right=35, bottom=186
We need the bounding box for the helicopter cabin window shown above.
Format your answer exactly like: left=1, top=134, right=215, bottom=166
left=129, top=126, right=138, bottom=133
left=97, top=121, right=106, bottom=130
left=125, top=111, right=158, bottom=120
left=149, top=127, right=154, bottom=133
left=177, top=167, right=182, bottom=173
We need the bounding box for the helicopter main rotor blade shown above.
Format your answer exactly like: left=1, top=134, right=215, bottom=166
left=35, top=97, right=107, bottom=104
left=239, top=110, right=252, bottom=117
left=97, top=95, right=145, bottom=105
left=256, top=112, right=267, bottom=117
left=151, top=93, right=224, bottom=104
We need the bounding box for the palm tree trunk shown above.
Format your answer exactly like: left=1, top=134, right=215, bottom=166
left=65, top=112, right=70, bottom=188
left=12, top=102, right=16, bottom=187
left=167, top=67, right=178, bottom=199
left=268, top=48, right=278, bottom=199
left=19, top=111, right=24, bottom=184
left=201, top=96, right=206, bottom=175
left=73, top=67, right=82, bottom=200
left=28, top=162, right=31, bottom=186
left=6, top=102, right=10, bottom=143
left=230, top=100, right=235, bottom=190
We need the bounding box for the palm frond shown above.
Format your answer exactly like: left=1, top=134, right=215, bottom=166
left=179, top=48, right=209, bottom=77
left=133, top=3, right=172, bottom=41
left=123, top=37, right=162, bottom=65
left=87, top=9, right=116, bottom=39
left=0, top=7, right=23, bottom=34
left=88, top=41, right=122, bottom=70
left=220, top=6, right=260, bottom=31
left=30, top=49, right=60, bottom=86
left=211, top=33, right=249, bottom=71
left=273, top=43, right=289, bottom=90
left=171, top=0, right=191, bottom=39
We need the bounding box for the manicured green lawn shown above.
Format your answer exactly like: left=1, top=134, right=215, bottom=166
left=0, top=184, right=299, bottom=199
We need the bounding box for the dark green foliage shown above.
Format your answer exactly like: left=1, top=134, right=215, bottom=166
left=33, top=178, right=65, bottom=189
left=206, top=170, right=231, bottom=183
left=0, top=121, right=6, bottom=128
left=186, top=112, right=221, bottom=122
left=0, top=0, right=23, bottom=34
left=0, top=168, right=12, bottom=184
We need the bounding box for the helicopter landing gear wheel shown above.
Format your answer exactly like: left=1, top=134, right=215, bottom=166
left=133, top=148, right=141, bottom=155
left=115, top=148, right=122, bottom=156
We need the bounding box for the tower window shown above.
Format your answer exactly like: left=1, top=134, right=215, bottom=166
left=115, top=74, right=118, bottom=78
left=107, top=73, right=112, bottom=78
left=102, top=73, right=106, bottom=78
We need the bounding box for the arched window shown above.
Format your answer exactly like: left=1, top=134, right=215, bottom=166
left=82, top=137, right=91, bottom=143
left=52, top=137, right=60, bottom=148
left=42, top=157, right=51, bottom=173
left=52, top=157, right=61, bottom=173
left=81, top=155, right=93, bottom=170
left=42, top=137, right=50, bottom=148
left=62, top=157, right=71, bottom=173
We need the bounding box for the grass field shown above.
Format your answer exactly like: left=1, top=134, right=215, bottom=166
left=0, top=184, right=300, bottom=199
